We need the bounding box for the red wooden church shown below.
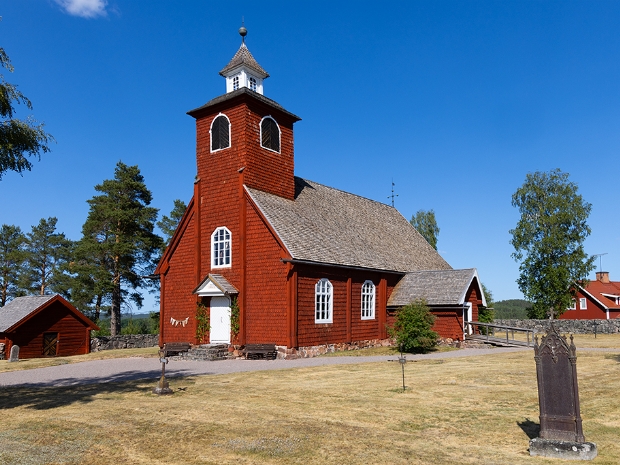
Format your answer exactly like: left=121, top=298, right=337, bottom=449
left=156, top=29, right=486, bottom=357
left=0, top=295, right=99, bottom=359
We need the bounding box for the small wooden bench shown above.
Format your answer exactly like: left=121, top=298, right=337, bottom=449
left=243, top=344, right=277, bottom=360
left=163, top=342, right=191, bottom=357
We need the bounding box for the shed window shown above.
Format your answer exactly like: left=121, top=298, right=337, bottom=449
left=260, top=116, right=280, bottom=152
left=579, top=298, right=587, bottom=310
left=315, top=279, right=333, bottom=323
left=210, top=114, right=231, bottom=152
left=211, top=227, right=231, bottom=268
left=361, top=281, right=375, bottom=320
left=568, top=299, right=576, bottom=310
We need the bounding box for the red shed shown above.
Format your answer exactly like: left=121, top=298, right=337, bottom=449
left=155, top=30, right=486, bottom=357
left=0, top=295, right=99, bottom=359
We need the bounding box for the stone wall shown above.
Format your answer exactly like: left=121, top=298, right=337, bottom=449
left=90, top=334, right=160, bottom=352
left=494, top=319, right=620, bottom=334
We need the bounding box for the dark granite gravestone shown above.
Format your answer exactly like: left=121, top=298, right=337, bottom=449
left=8, top=345, right=19, bottom=362
left=530, top=324, right=597, bottom=460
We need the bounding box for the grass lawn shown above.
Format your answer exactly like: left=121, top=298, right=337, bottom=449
left=0, top=336, right=619, bottom=464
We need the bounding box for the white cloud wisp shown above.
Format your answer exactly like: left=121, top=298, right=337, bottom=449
left=55, top=0, right=108, bottom=18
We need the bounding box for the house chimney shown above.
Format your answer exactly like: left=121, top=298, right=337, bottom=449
left=596, top=271, right=610, bottom=283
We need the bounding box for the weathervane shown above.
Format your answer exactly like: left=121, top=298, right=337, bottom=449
left=388, top=179, right=398, bottom=207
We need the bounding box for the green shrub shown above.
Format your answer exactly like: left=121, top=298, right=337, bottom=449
left=478, top=306, right=495, bottom=335
left=389, top=299, right=438, bottom=353
left=195, top=302, right=210, bottom=344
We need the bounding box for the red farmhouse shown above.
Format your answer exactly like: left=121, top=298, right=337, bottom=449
left=0, top=295, right=99, bottom=359
left=560, top=272, right=620, bottom=320
left=156, top=31, right=486, bottom=356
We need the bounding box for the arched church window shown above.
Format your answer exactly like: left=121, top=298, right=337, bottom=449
left=211, top=114, right=231, bottom=152
left=260, top=116, right=280, bottom=153
left=211, top=227, right=231, bottom=268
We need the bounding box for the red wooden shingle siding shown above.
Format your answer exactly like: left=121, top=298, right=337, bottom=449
left=162, top=213, right=199, bottom=343
left=244, top=202, right=288, bottom=344
left=295, top=267, right=399, bottom=347
left=6, top=300, right=91, bottom=358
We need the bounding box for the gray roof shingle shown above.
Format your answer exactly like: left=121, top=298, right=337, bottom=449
left=219, top=43, right=269, bottom=78
left=246, top=178, right=451, bottom=273
left=0, top=295, right=56, bottom=332
left=387, top=269, right=483, bottom=307
left=187, top=87, right=301, bottom=121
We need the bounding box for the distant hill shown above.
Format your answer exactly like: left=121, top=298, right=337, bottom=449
left=493, top=299, right=531, bottom=320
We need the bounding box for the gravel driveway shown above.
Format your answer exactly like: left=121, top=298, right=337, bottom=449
left=0, top=347, right=527, bottom=388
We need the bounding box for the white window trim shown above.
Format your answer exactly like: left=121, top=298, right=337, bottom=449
left=259, top=115, right=281, bottom=154
left=568, top=299, right=576, bottom=310
left=315, top=278, right=333, bottom=324
left=211, top=226, right=232, bottom=268
left=579, top=297, right=587, bottom=310
left=361, top=280, right=376, bottom=320
left=209, top=113, right=232, bottom=153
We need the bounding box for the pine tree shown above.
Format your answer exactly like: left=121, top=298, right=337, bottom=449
left=0, top=48, right=53, bottom=179
left=21, top=217, right=73, bottom=295
left=79, top=161, right=162, bottom=335
left=0, top=224, right=26, bottom=306
left=157, top=199, right=187, bottom=248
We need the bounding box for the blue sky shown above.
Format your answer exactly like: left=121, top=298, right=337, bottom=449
left=1, top=1, right=619, bottom=311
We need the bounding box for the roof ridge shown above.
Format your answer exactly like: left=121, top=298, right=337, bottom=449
left=296, top=177, right=395, bottom=210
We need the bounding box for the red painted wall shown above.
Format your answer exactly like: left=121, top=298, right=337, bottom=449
left=560, top=289, right=608, bottom=320
left=4, top=300, right=92, bottom=359
left=161, top=211, right=199, bottom=343
left=244, top=201, right=289, bottom=344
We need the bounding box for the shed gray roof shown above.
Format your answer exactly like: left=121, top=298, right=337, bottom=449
left=193, top=274, right=239, bottom=295
left=387, top=269, right=485, bottom=307
left=0, top=295, right=56, bottom=332
left=219, top=43, right=269, bottom=78
left=246, top=178, right=451, bottom=273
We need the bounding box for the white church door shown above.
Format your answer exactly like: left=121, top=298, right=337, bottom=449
left=210, top=296, right=231, bottom=344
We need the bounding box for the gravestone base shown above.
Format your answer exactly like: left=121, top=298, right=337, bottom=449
left=529, top=438, right=597, bottom=460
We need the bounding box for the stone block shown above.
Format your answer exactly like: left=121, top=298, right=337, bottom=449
left=529, top=438, right=597, bottom=460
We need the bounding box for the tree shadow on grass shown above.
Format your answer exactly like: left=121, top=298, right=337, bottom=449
left=517, top=418, right=540, bottom=439
left=0, top=370, right=204, bottom=410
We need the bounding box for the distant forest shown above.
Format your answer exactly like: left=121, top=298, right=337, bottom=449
left=492, top=299, right=532, bottom=320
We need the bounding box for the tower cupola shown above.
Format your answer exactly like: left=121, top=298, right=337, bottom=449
left=219, top=27, right=269, bottom=95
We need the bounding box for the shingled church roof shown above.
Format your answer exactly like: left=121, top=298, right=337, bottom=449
left=219, top=43, right=269, bottom=78
left=387, top=268, right=486, bottom=307
left=246, top=177, right=451, bottom=273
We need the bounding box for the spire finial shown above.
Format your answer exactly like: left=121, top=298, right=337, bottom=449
left=239, top=18, right=247, bottom=44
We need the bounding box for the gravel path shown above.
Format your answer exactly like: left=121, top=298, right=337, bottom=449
left=0, top=347, right=528, bottom=388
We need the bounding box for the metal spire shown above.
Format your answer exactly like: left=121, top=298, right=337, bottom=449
left=388, top=179, right=398, bottom=207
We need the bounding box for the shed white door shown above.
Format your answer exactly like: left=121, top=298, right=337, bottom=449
left=210, top=296, right=231, bottom=344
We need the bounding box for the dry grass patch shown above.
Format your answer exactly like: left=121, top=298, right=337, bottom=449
left=0, top=347, right=160, bottom=373
left=1, top=348, right=620, bottom=464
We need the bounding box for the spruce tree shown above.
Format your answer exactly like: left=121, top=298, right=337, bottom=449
left=0, top=224, right=26, bottom=306
left=21, top=217, right=73, bottom=295
left=79, top=161, right=162, bottom=335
